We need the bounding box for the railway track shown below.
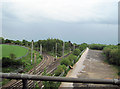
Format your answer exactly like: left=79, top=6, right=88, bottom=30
left=2, top=54, right=53, bottom=89
left=2, top=52, right=72, bottom=89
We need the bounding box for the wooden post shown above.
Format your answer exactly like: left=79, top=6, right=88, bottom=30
left=22, top=79, right=27, bottom=89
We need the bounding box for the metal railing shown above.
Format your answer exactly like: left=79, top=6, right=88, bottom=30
left=0, top=73, right=120, bottom=89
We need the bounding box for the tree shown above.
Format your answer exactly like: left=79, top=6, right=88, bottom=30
left=0, top=37, right=5, bottom=44
left=9, top=53, right=16, bottom=60
left=22, top=39, right=28, bottom=46
left=5, top=39, right=11, bottom=43
left=14, top=40, right=22, bottom=45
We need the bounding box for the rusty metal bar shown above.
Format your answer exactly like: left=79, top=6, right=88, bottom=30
left=1, top=73, right=120, bottom=85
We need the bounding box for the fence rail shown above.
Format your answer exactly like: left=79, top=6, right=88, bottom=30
left=0, top=73, right=120, bottom=89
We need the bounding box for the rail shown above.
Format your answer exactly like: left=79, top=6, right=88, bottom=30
left=0, top=73, right=120, bottom=89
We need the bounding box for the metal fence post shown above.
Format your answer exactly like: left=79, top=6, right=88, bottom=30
left=22, top=79, right=27, bottom=89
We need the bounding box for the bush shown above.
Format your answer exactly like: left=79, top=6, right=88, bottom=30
left=9, top=53, right=16, bottom=60
left=2, top=57, right=12, bottom=67
left=89, top=44, right=106, bottom=50
left=103, top=45, right=119, bottom=65
left=68, top=54, right=77, bottom=64
left=2, top=57, right=23, bottom=67
left=103, top=47, right=111, bottom=59
left=54, top=65, right=66, bottom=76
left=39, top=55, right=43, bottom=59
left=79, top=43, right=88, bottom=51
left=60, top=58, right=70, bottom=66
left=73, top=49, right=81, bottom=56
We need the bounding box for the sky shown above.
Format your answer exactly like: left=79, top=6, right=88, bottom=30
left=1, top=0, right=119, bottom=44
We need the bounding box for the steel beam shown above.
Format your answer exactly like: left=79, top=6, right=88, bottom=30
left=0, top=73, right=120, bottom=85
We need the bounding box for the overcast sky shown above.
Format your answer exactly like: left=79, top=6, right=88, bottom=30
left=1, top=0, right=118, bottom=44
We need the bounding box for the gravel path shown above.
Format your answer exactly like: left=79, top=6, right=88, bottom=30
left=59, top=48, right=119, bottom=89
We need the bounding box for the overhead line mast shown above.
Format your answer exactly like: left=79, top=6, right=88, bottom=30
left=31, top=40, right=33, bottom=65
left=40, top=44, right=42, bottom=55
left=56, top=43, right=57, bottom=59
left=62, top=42, right=65, bottom=59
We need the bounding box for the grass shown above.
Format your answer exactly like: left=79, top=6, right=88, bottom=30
left=2, top=48, right=42, bottom=73
left=0, top=44, right=28, bottom=59
left=2, top=47, right=42, bottom=85
left=21, top=49, right=42, bottom=72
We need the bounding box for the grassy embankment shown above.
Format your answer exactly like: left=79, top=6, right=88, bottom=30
left=1, top=44, right=42, bottom=85
left=1, top=44, right=28, bottom=59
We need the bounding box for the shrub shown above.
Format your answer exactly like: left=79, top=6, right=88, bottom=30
left=39, top=55, right=43, bottom=59
left=60, top=58, right=70, bottom=66
left=89, top=44, right=106, bottom=50
left=103, top=46, right=119, bottom=65
left=73, top=49, right=81, bottom=56
left=54, top=65, right=66, bottom=76
left=103, top=47, right=111, bottom=59
left=2, top=57, right=23, bottom=67
left=79, top=43, right=88, bottom=51
left=2, top=57, right=12, bottom=67
left=68, top=54, right=77, bottom=64
left=9, top=53, right=16, bottom=60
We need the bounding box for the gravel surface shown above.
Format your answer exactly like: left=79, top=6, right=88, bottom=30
left=59, top=48, right=119, bottom=89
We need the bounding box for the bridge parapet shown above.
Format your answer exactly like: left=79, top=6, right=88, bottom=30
left=0, top=73, right=120, bottom=89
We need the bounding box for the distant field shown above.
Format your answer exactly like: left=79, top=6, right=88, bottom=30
left=0, top=44, right=28, bottom=59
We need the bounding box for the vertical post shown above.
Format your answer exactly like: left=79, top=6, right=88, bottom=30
left=69, top=48, right=71, bottom=52
left=62, top=42, right=64, bottom=59
left=40, top=44, right=42, bottom=55
left=34, top=53, right=36, bottom=74
left=53, top=47, right=54, bottom=54
left=56, top=43, right=57, bottom=59
left=73, top=45, right=75, bottom=51
left=26, top=43, right=28, bottom=47
left=31, top=40, right=33, bottom=65
left=22, top=79, right=27, bottom=89
left=33, top=53, right=36, bottom=87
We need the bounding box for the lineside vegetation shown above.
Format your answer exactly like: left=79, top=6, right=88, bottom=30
left=89, top=44, right=120, bottom=76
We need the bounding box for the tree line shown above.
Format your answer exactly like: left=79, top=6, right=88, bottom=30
left=1, top=37, right=87, bottom=57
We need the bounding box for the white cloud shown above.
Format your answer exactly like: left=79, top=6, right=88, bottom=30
left=2, top=0, right=118, bottom=23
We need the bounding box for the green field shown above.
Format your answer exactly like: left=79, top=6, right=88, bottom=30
left=0, top=44, right=28, bottom=59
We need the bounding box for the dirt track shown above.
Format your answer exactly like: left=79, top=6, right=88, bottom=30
left=73, top=49, right=118, bottom=88
left=77, top=49, right=118, bottom=79
left=60, top=48, right=119, bottom=88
